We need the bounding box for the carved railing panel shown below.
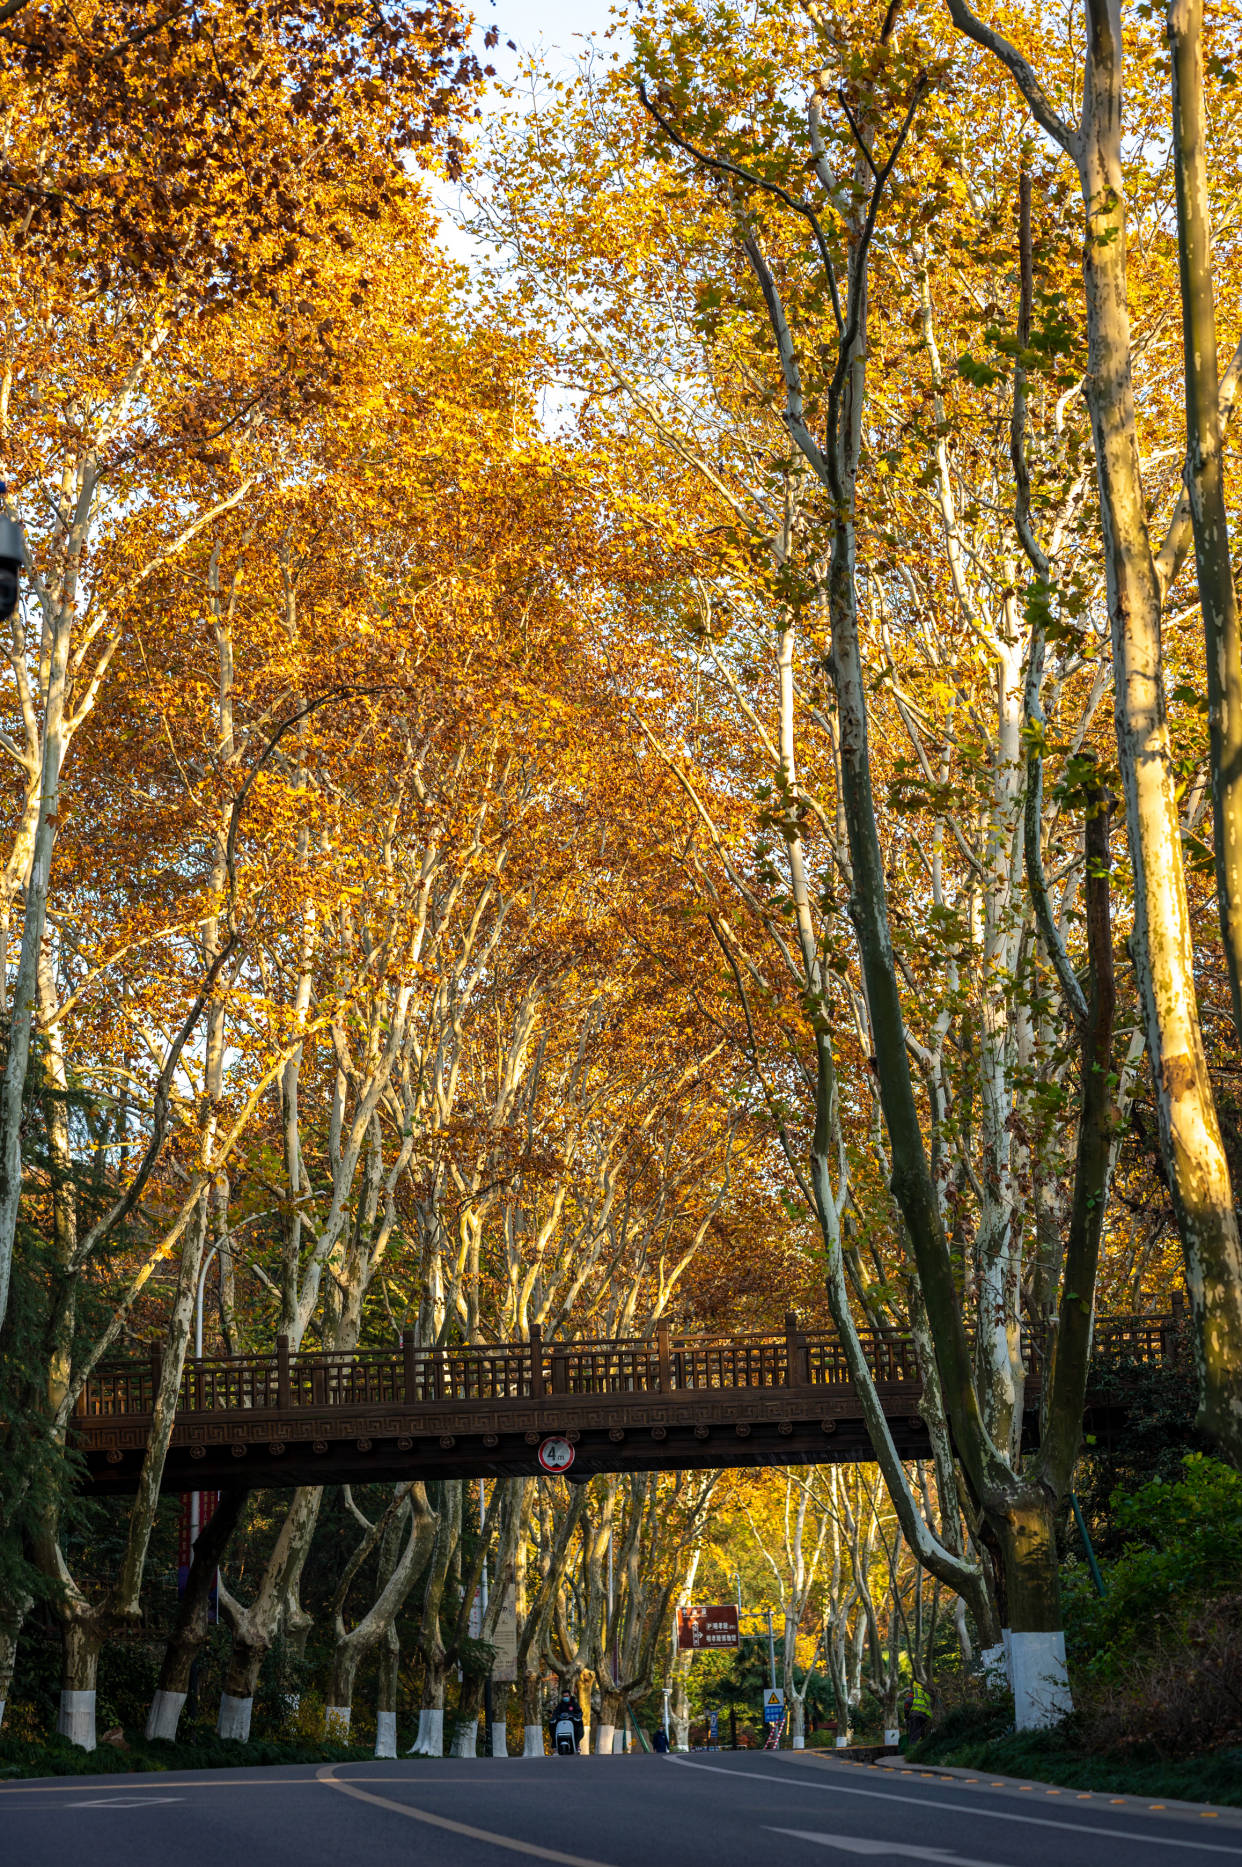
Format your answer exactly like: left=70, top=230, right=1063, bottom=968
left=74, top=1307, right=1186, bottom=1427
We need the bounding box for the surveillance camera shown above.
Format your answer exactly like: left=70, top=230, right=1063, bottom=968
left=0, top=510, right=26, bottom=623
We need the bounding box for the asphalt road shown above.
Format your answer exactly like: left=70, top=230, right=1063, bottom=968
left=3, top=1750, right=1240, bottom=1867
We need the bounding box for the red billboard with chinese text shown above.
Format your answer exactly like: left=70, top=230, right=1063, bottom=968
left=676, top=1604, right=740, bottom=1651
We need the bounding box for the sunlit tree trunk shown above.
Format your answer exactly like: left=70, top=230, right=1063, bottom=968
left=1168, top=0, right=1242, bottom=1053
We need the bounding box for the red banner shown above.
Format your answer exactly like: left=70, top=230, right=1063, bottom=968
left=177, top=1492, right=220, bottom=1585
left=677, top=1604, right=739, bottom=1650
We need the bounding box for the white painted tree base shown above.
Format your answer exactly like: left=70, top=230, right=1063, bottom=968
left=324, top=1705, right=352, bottom=1742
left=883, top=1728, right=900, bottom=1745
left=834, top=1735, right=851, bottom=1748
left=217, top=1693, right=253, bottom=1742
left=523, top=1722, right=545, bottom=1757
left=490, top=1720, right=509, bottom=1758
left=595, top=1722, right=615, bottom=1754
left=408, top=1707, right=444, bottom=1756
left=792, top=1735, right=805, bottom=1750
left=1010, top=1630, right=1073, bottom=1730
left=450, top=1720, right=478, bottom=1757
left=145, top=1690, right=186, bottom=1743
left=58, top=1689, right=97, bottom=1751
left=375, top=1711, right=398, bottom=1758
left=0, top=1699, right=5, bottom=1733
left=614, top=1727, right=627, bottom=1753
left=979, top=1641, right=1010, bottom=1689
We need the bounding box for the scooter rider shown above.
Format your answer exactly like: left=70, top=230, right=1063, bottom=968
left=550, top=1688, right=584, bottom=1754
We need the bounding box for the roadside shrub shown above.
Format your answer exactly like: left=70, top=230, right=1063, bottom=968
left=1078, top=1595, right=1242, bottom=1758
left=1069, top=1455, right=1242, bottom=1676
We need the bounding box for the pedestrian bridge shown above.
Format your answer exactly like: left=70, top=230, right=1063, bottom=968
left=73, top=1308, right=1184, bottom=1493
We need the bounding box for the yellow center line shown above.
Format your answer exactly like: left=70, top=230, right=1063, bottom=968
left=316, top=1764, right=620, bottom=1866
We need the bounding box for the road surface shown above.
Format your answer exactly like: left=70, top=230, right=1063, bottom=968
left=2, top=1749, right=1239, bottom=1866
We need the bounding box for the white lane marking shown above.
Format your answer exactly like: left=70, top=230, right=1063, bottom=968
left=771, top=1828, right=1006, bottom=1864
left=70, top=1796, right=185, bottom=1808
left=667, top=1757, right=1242, bottom=1857
left=317, top=1764, right=619, bottom=1865
left=0, top=1773, right=548, bottom=1799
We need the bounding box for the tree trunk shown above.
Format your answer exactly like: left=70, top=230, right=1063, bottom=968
left=0, top=1593, right=29, bottom=1734
left=58, top=1611, right=102, bottom=1751
left=375, top=1625, right=400, bottom=1759
left=146, top=1487, right=247, bottom=1742
left=790, top=1693, right=806, bottom=1750
left=217, top=1484, right=322, bottom=1742
left=1168, top=0, right=1242, bottom=1053
left=1081, top=7, right=1242, bottom=1462
left=669, top=1669, right=690, bottom=1752
left=485, top=1695, right=504, bottom=1762
left=522, top=1668, right=545, bottom=1756
left=597, top=1686, right=625, bottom=1755
left=0, top=607, right=71, bottom=1334
left=986, top=1495, right=1071, bottom=1729
left=326, top=1482, right=436, bottom=1742
left=450, top=1682, right=482, bottom=1758
left=409, top=1651, right=447, bottom=1757
left=949, top=0, right=1242, bottom=1475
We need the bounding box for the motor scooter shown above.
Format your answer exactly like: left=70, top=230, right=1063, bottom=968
left=553, top=1713, right=579, bottom=1755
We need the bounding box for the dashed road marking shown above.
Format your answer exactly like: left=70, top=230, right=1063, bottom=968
left=667, top=1756, right=1242, bottom=1856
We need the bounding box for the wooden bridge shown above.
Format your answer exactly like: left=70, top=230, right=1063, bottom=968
left=73, top=1309, right=1185, bottom=1494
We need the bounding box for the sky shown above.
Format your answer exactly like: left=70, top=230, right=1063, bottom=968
left=479, top=0, right=623, bottom=80
left=427, top=0, right=627, bottom=262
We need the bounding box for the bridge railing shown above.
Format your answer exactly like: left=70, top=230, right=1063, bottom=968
left=73, top=1307, right=1186, bottom=1421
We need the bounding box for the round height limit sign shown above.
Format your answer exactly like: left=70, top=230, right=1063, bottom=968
left=537, top=1436, right=575, bottom=1474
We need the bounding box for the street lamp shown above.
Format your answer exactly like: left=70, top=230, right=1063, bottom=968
left=0, top=494, right=26, bottom=622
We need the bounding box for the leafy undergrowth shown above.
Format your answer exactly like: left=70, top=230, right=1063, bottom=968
left=903, top=1459, right=1242, bottom=1810
left=0, top=1730, right=379, bottom=1779
left=909, top=1706, right=1242, bottom=1807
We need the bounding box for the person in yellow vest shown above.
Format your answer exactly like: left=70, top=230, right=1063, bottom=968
left=905, top=1678, right=933, bottom=1745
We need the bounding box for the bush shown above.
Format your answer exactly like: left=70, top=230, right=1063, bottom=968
left=1069, top=1455, right=1242, bottom=1678
left=1079, top=1595, right=1242, bottom=1758
left=0, top=1729, right=378, bottom=1780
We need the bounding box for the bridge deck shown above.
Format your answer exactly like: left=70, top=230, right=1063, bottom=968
left=72, top=1311, right=1182, bottom=1493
